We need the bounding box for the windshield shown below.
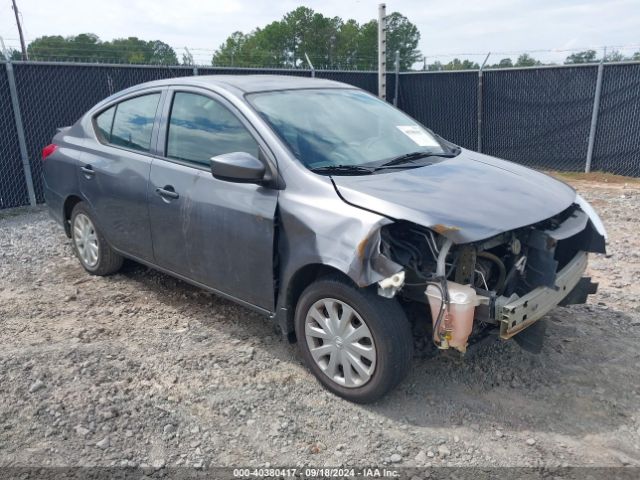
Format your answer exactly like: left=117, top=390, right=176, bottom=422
left=247, top=89, right=448, bottom=170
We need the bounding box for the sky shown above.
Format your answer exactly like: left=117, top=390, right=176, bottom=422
left=1, top=0, right=639, bottom=65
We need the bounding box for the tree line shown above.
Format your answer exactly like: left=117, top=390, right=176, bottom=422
left=211, top=6, right=421, bottom=70
left=6, top=7, right=640, bottom=70
left=7, top=33, right=179, bottom=65
left=426, top=50, right=640, bottom=71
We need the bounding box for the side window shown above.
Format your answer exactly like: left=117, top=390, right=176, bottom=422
left=108, top=93, right=161, bottom=152
left=166, top=92, right=259, bottom=166
left=95, top=106, right=115, bottom=143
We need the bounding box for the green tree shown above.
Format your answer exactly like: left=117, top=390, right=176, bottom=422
left=492, top=57, right=513, bottom=68
left=28, top=35, right=77, bottom=60
left=182, top=49, right=194, bottom=66
left=25, top=34, right=177, bottom=64
left=5, top=48, right=23, bottom=61
left=515, top=53, right=541, bottom=67
left=443, top=58, right=479, bottom=70
left=334, top=19, right=361, bottom=68
left=385, top=12, right=422, bottom=70
left=357, top=20, right=378, bottom=69
left=211, top=7, right=421, bottom=70
left=564, top=49, right=597, bottom=64
left=604, top=49, right=625, bottom=62
left=147, top=40, right=178, bottom=64
left=212, top=31, right=249, bottom=66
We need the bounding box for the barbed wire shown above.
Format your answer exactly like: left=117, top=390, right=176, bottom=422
left=3, top=36, right=639, bottom=56
left=1, top=39, right=639, bottom=70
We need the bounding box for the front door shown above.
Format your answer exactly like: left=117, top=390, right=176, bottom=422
left=147, top=90, right=278, bottom=310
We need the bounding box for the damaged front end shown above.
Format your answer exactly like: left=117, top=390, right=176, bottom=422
left=372, top=196, right=606, bottom=354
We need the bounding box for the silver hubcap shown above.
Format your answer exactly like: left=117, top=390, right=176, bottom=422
left=305, top=298, right=376, bottom=388
left=73, top=213, right=99, bottom=268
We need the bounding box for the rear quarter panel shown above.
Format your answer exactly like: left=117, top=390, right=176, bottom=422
left=42, top=124, right=85, bottom=225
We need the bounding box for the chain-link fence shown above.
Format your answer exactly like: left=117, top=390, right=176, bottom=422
left=11, top=62, right=196, bottom=203
left=0, top=65, right=28, bottom=209
left=481, top=65, right=598, bottom=172
left=591, top=63, right=640, bottom=176
left=1, top=60, right=640, bottom=210
left=398, top=71, right=478, bottom=150
left=395, top=62, right=640, bottom=176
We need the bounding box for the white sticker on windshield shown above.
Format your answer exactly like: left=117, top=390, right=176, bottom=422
left=396, top=125, right=440, bottom=147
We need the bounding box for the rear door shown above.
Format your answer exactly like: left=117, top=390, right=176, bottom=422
left=79, top=90, right=164, bottom=261
left=148, top=87, right=278, bottom=310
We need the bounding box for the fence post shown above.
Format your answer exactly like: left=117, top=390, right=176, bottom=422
left=377, top=3, right=387, bottom=100
left=477, top=52, right=491, bottom=153
left=304, top=53, right=315, bottom=78
left=5, top=61, right=37, bottom=207
left=585, top=60, right=604, bottom=173
left=193, top=65, right=198, bottom=76
left=393, top=50, right=399, bottom=106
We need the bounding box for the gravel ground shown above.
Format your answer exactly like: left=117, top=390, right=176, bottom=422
left=0, top=180, right=639, bottom=472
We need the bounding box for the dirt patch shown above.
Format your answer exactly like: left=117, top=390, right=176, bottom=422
left=0, top=182, right=639, bottom=470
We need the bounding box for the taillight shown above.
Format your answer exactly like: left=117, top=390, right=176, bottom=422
left=42, top=144, right=58, bottom=161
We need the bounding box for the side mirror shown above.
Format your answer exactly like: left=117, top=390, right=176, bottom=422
left=209, top=152, right=265, bottom=184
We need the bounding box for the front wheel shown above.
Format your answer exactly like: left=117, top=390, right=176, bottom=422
left=294, top=276, right=413, bottom=403
left=70, top=202, right=123, bottom=276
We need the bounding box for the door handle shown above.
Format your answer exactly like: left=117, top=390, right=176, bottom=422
left=80, top=165, right=95, bottom=177
left=155, top=186, right=179, bottom=200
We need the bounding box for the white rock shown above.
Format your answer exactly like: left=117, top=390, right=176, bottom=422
left=495, top=430, right=504, bottom=438
left=438, top=445, right=450, bottom=457
left=95, top=436, right=110, bottom=449
left=163, top=424, right=175, bottom=434
left=28, top=380, right=45, bottom=393
left=526, top=438, right=536, bottom=446
left=389, top=453, right=402, bottom=463
left=414, top=450, right=427, bottom=463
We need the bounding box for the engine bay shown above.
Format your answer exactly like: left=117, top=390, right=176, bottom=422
left=378, top=203, right=606, bottom=353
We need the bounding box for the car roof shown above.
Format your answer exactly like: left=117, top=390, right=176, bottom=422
left=128, top=74, right=353, bottom=94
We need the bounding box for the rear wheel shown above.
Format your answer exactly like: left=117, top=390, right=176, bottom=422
left=295, top=275, right=413, bottom=403
left=70, top=203, right=123, bottom=276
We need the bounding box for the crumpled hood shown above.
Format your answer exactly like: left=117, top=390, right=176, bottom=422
left=331, top=149, right=576, bottom=244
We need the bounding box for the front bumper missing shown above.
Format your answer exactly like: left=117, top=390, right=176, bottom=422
left=499, top=251, right=588, bottom=339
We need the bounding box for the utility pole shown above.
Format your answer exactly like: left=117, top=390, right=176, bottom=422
left=377, top=3, right=387, bottom=100
left=11, top=0, right=28, bottom=60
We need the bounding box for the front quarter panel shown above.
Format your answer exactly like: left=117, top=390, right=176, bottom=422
left=274, top=166, right=403, bottom=334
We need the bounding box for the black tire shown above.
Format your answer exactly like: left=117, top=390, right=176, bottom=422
left=70, top=202, right=123, bottom=276
left=294, top=275, right=413, bottom=403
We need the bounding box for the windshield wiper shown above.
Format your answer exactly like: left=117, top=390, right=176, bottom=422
left=310, top=165, right=375, bottom=175
left=375, top=150, right=458, bottom=169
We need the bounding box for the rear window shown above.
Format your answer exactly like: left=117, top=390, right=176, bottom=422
left=95, top=106, right=115, bottom=142
left=95, top=93, right=161, bottom=153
